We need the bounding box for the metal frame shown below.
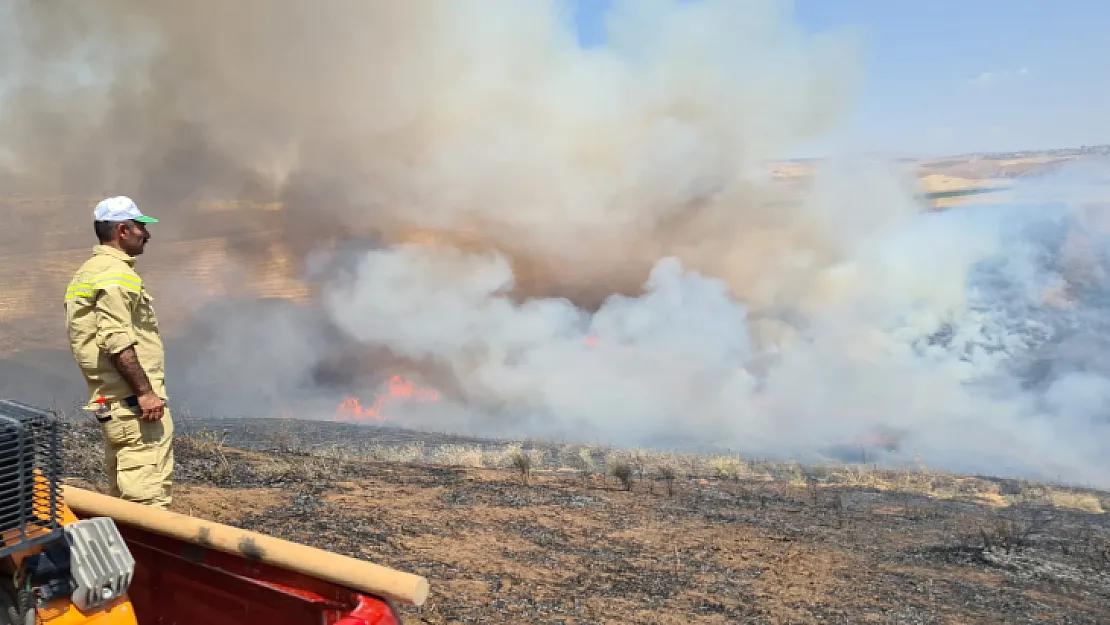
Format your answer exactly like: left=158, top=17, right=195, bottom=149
left=0, top=399, right=64, bottom=559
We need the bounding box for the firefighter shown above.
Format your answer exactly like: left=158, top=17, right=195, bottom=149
left=63, top=196, right=173, bottom=510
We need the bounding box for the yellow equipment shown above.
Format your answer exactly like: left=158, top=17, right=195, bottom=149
left=0, top=399, right=138, bottom=625
left=0, top=398, right=428, bottom=625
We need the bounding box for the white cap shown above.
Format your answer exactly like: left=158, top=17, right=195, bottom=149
left=92, top=196, right=158, bottom=224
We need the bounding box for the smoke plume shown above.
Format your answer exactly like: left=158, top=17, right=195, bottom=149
left=3, top=0, right=1110, bottom=487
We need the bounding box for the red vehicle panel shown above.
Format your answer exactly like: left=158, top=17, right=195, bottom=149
left=113, top=523, right=402, bottom=625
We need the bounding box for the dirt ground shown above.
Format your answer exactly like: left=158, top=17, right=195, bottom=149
left=60, top=416, right=1110, bottom=625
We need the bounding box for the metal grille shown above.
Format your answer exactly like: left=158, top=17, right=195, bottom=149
left=0, top=399, right=63, bottom=559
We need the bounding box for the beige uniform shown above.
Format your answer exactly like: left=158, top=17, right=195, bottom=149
left=64, top=245, right=173, bottom=509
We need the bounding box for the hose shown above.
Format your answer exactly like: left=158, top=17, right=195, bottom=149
left=0, top=587, right=19, bottom=625
left=15, top=588, right=29, bottom=625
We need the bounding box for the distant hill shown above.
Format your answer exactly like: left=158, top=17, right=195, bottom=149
left=774, top=144, right=1110, bottom=210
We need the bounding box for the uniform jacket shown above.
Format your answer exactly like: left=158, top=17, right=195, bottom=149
left=64, top=245, right=166, bottom=408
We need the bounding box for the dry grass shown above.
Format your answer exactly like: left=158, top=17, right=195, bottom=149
left=217, top=422, right=1110, bottom=517
left=1050, top=490, right=1106, bottom=514
left=170, top=414, right=1109, bottom=526
left=57, top=415, right=1110, bottom=624
left=62, top=408, right=1108, bottom=519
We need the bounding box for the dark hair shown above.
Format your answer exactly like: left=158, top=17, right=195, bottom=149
left=94, top=220, right=121, bottom=243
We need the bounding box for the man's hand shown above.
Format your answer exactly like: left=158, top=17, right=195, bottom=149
left=137, top=392, right=165, bottom=421
left=109, top=346, right=162, bottom=419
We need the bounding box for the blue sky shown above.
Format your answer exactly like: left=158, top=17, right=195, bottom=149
left=571, top=0, right=1110, bottom=158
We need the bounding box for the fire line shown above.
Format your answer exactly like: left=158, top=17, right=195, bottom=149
left=335, top=375, right=440, bottom=422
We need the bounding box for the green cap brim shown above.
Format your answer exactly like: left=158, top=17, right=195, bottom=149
left=133, top=215, right=159, bottom=223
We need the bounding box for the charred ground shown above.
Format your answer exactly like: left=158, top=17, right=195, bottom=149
left=60, top=414, right=1110, bottom=624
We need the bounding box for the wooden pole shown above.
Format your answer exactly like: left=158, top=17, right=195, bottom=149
left=61, top=486, right=430, bottom=607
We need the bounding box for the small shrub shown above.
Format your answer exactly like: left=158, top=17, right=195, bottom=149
left=432, top=444, right=485, bottom=468
left=630, top=448, right=648, bottom=480
left=978, top=508, right=1050, bottom=555
left=252, top=458, right=300, bottom=482
left=784, top=461, right=805, bottom=485
left=839, top=464, right=878, bottom=487
left=611, top=461, right=634, bottom=491
left=709, top=456, right=747, bottom=480
left=657, top=464, right=678, bottom=497
left=265, top=426, right=307, bottom=455
left=366, top=442, right=425, bottom=464
left=574, top=447, right=596, bottom=484
left=489, top=443, right=522, bottom=468
left=680, top=454, right=702, bottom=478
left=178, top=428, right=232, bottom=470
left=191, top=428, right=230, bottom=454
left=320, top=444, right=360, bottom=462
left=509, top=450, right=533, bottom=486
left=294, top=456, right=332, bottom=481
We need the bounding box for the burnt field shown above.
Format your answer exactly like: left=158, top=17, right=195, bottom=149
left=61, top=414, right=1110, bottom=624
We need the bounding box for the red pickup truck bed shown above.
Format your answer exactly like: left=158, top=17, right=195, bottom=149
left=113, top=522, right=404, bottom=625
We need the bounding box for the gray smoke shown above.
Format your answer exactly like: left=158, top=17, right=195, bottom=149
left=3, top=0, right=1109, bottom=487
left=317, top=164, right=1110, bottom=487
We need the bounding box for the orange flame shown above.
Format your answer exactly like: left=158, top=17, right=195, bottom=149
left=335, top=375, right=440, bottom=422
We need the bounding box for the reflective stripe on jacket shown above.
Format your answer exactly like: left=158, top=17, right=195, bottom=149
left=65, top=245, right=166, bottom=408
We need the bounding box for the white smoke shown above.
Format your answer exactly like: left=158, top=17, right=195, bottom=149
left=320, top=156, right=1110, bottom=488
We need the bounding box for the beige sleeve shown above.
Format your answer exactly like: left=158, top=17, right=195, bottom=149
left=93, top=278, right=140, bottom=355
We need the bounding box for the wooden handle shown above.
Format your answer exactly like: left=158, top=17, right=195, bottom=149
left=61, top=486, right=430, bottom=607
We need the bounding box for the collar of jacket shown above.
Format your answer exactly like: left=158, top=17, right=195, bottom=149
left=93, top=244, right=137, bottom=266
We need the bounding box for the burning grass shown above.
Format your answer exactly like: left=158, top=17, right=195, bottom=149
left=59, top=413, right=1110, bottom=624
